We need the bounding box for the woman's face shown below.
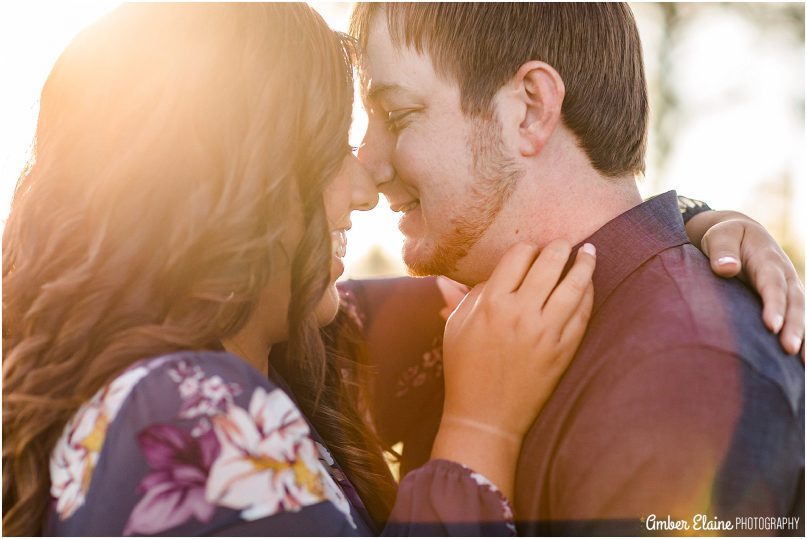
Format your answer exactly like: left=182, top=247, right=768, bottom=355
left=314, top=154, right=378, bottom=325
left=239, top=155, right=378, bottom=352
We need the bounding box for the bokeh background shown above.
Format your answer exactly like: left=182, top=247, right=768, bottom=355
left=1, top=2, right=804, bottom=279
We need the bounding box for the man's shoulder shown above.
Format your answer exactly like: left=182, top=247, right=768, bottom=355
left=514, top=242, right=804, bottom=531
left=592, top=242, right=802, bottom=410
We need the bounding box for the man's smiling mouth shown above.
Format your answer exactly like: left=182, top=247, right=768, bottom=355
left=391, top=200, right=420, bottom=213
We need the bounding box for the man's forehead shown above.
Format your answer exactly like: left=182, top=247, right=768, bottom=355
left=358, top=32, right=424, bottom=105
left=360, top=21, right=438, bottom=105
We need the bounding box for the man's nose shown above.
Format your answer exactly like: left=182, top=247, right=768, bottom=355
left=356, top=127, right=395, bottom=190
left=348, top=155, right=379, bottom=212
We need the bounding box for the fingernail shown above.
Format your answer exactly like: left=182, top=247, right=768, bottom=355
left=581, top=243, right=596, bottom=257
left=788, top=337, right=802, bottom=355
left=771, top=314, right=784, bottom=334
left=717, top=256, right=739, bottom=266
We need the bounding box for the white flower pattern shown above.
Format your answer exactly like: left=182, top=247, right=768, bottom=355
left=205, top=387, right=354, bottom=526
left=469, top=471, right=516, bottom=533
left=50, top=365, right=151, bottom=519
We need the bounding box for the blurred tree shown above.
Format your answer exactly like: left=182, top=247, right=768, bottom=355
left=347, top=245, right=406, bottom=279
left=640, top=2, right=804, bottom=278
left=647, top=2, right=683, bottom=194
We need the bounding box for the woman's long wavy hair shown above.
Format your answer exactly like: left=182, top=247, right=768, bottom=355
left=2, top=4, right=396, bottom=535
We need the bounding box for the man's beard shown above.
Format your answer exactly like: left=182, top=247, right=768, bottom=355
left=405, top=115, right=523, bottom=279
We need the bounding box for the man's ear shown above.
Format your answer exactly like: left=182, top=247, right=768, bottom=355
left=514, top=61, right=565, bottom=157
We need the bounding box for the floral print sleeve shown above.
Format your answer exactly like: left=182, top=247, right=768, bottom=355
left=47, top=351, right=514, bottom=536
left=47, top=352, right=366, bottom=536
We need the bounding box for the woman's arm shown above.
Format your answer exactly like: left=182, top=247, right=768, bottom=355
left=432, top=240, right=595, bottom=501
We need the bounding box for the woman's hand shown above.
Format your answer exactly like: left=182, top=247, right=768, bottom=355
left=431, top=240, right=596, bottom=500
left=687, top=210, right=805, bottom=358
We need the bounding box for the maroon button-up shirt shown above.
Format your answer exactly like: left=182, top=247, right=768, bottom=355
left=514, top=191, right=803, bottom=535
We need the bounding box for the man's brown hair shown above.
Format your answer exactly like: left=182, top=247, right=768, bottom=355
left=350, top=2, right=649, bottom=178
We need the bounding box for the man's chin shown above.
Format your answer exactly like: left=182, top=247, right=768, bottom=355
left=403, top=238, right=460, bottom=278
left=402, top=240, right=437, bottom=277
left=405, top=261, right=438, bottom=278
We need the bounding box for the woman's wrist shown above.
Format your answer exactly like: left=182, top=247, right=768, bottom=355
left=440, top=415, right=522, bottom=446
left=431, top=417, right=522, bottom=500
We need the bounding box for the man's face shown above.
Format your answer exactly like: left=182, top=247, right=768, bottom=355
left=357, top=16, right=522, bottom=283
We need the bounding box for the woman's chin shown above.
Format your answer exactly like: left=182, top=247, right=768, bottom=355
left=314, top=283, right=340, bottom=327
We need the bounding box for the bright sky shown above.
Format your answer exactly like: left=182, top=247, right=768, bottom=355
left=1, top=2, right=803, bottom=279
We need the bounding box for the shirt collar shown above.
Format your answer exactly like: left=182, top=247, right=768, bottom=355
left=571, top=190, right=690, bottom=314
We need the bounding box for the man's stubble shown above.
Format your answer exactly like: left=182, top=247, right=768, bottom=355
left=405, top=115, right=523, bottom=279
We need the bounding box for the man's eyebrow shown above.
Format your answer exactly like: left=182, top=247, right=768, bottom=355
left=366, top=83, right=412, bottom=103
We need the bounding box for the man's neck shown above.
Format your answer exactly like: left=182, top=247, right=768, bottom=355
left=515, top=171, right=643, bottom=249
left=454, top=158, right=642, bottom=286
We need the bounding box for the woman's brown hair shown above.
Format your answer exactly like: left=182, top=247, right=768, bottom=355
left=3, top=4, right=395, bottom=534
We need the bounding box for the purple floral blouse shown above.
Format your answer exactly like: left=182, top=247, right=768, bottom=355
left=46, top=349, right=514, bottom=536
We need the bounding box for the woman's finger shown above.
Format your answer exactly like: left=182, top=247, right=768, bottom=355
left=780, top=276, right=805, bottom=356
left=447, top=282, right=485, bottom=328
left=484, top=242, right=539, bottom=296
left=559, top=281, right=594, bottom=346
left=701, top=220, right=743, bottom=278
left=542, top=243, right=596, bottom=332
left=749, top=261, right=788, bottom=335
left=517, top=239, right=572, bottom=307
